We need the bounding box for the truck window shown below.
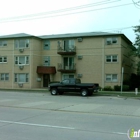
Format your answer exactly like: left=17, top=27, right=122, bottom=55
left=69, top=79, right=75, bottom=84
left=62, top=79, right=69, bottom=84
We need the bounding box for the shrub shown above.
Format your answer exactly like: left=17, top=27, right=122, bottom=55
left=122, top=85, right=129, bottom=91
left=103, top=86, right=113, bottom=91
left=49, top=81, right=60, bottom=84
left=114, top=85, right=121, bottom=91
left=98, top=86, right=102, bottom=91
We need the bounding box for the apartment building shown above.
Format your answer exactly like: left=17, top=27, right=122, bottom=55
left=0, top=32, right=136, bottom=89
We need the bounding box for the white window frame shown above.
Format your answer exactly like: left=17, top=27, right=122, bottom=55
left=15, top=56, right=29, bottom=65
left=106, top=37, right=118, bottom=45
left=62, top=74, right=75, bottom=80
left=63, top=57, right=74, bottom=69
left=106, top=55, right=118, bottom=62
left=0, top=56, right=7, bottom=63
left=43, top=56, right=50, bottom=66
left=15, top=39, right=29, bottom=48
left=64, top=40, right=75, bottom=51
left=106, top=74, right=118, bottom=82
left=0, top=73, right=9, bottom=81
left=0, top=40, right=7, bottom=47
left=14, top=73, right=29, bottom=83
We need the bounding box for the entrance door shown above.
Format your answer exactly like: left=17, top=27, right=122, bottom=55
left=43, top=74, right=50, bottom=87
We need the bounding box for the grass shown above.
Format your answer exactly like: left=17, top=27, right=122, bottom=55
left=96, top=91, right=140, bottom=98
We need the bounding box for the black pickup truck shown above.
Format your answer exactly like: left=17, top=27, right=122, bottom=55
left=48, top=78, right=99, bottom=96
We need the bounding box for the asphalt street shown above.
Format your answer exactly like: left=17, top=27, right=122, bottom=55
left=0, top=90, right=140, bottom=140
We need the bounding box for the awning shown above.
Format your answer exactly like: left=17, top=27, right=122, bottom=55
left=37, top=66, right=56, bottom=74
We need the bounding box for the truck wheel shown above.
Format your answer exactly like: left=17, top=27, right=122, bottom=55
left=51, top=88, right=58, bottom=95
left=81, top=89, right=88, bottom=96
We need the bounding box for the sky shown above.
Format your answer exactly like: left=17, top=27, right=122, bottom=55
left=0, top=0, right=139, bottom=43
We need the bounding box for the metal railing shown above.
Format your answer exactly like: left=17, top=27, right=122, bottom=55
left=57, top=45, right=76, bottom=53
left=57, top=63, right=76, bottom=70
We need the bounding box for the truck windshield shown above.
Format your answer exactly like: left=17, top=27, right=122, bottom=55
left=62, top=79, right=69, bottom=84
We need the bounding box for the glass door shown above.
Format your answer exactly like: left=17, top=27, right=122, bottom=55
left=63, top=57, right=74, bottom=70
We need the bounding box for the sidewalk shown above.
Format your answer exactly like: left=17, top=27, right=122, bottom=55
left=0, top=92, right=140, bottom=117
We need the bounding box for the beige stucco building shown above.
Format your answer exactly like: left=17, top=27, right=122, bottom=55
left=0, top=32, right=136, bottom=89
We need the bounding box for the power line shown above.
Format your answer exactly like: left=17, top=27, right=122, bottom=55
left=94, top=26, right=133, bottom=34
left=8, top=0, right=120, bottom=19
left=132, top=0, right=140, bottom=9
left=0, top=0, right=131, bottom=23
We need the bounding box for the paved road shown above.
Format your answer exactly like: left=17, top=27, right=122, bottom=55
left=0, top=91, right=140, bottom=140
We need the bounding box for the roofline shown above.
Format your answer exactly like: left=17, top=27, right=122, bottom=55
left=0, top=33, right=41, bottom=39
left=39, top=32, right=132, bottom=44
left=0, top=32, right=132, bottom=45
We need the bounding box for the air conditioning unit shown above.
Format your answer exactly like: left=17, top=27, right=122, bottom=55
left=77, top=55, right=83, bottom=60
left=77, top=38, right=83, bottom=42
left=37, top=78, right=41, bottom=82
left=18, top=83, right=23, bottom=87
left=107, top=41, right=112, bottom=45
left=19, top=48, right=24, bottom=52
left=19, top=65, right=24, bottom=70
left=77, top=74, right=83, bottom=78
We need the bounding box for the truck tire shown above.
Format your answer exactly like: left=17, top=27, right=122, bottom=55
left=81, top=89, right=88, bottom=96
left=51, top=88, right=58, bottom=95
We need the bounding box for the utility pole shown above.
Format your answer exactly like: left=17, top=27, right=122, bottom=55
left=121, top=67, right=124, bottom=93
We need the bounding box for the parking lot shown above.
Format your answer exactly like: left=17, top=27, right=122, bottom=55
left=0, top=90, right=140, bottom=140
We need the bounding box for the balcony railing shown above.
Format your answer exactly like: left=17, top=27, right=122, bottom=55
left=57, top=46, right=76, bottom=55
left=57, top=63, right=76, bottom=73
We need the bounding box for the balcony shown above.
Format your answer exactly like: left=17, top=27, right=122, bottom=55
left=57, top=46, right=76, bottom=55
left=57, top=63, right=76, bottom=73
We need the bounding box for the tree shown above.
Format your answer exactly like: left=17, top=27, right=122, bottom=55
left=133, top=25, right=140, bottom=57
left=133, top=25, right=140, bottom=75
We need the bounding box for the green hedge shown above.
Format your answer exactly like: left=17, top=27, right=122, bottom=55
left=49, top=81, right=60, bottom=84
left=122, top=85, right=129, bottom=91
left=103, top=86, right=113, bottom=91
left=114, top=85, right=129, bottom=91
left=114, top=85, right=121, bottom=91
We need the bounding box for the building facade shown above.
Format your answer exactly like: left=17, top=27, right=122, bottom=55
left=0, top=32, right=136, bottom=89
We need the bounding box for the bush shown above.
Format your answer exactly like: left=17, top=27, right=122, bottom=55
left=49, top=81, right=60, bottom=84
left=103, top=86, right=113, bottom=91
left=98, top=86, right=102, bottom=91
left=114, top=85, right=121, bottom=91
left=122, top=85, right=129, bottom=91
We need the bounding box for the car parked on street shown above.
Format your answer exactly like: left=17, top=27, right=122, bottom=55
left=48, top=78, right=99, bottom=96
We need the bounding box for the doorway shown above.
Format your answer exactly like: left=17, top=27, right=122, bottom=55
left=43, top=74, right=50, bottom=87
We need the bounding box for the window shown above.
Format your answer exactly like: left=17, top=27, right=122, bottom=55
left=64, top=40, right=75, bottom=51
left=15, top=56, right=29, bottom=65
left=0, top=73, right=9, bottom=81
left=43, top=56, right=50, bottom=66
left=0, top=56, right=7, bottom=63
left=0, top=40, right=7, bottom=47
left=64, top=57, right=74, bottom=69
left=106, top=55, right=117, bottom=62
left=44, top=40, right=50, bottom=50
left=106, top=37, right=118, bottom=45
left=62, top=74, right=74, bottom=80
left=62, top=79, right=69, bottom=84
left=106, top=74, right=118, bottom=82
left=15, top=73, right=29, bottom=83
left=15, top=39, right=29, bottom=48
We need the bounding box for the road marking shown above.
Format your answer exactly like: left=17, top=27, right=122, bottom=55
left=0, top=120, right=127, bottom=136
left=0, top=120, right=75, bottom=130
